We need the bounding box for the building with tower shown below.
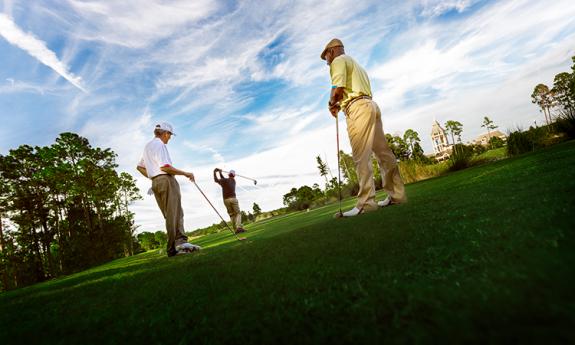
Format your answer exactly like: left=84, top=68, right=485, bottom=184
left=431, top=120, right=453, bottom=161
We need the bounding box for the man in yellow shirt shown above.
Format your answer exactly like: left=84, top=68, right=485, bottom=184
left=321, top=38, right=406, bottom=217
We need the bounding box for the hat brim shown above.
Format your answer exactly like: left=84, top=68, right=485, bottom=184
left=320, top=45, right=342, bottom=60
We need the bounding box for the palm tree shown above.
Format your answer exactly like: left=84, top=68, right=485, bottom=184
left=481, top=116, right=498, bottom=147
left=445, top=120, right=463, bottom=144
left=531, top=84, right=553, bottom=125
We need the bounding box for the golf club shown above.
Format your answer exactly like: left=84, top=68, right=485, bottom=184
left=193, top=181, right=247, bottom=241
left=334, top=114, right=344, bottom=219
left=219, top=169, right=257, bottom=185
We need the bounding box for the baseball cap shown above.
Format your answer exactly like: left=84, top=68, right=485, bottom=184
left=155, top=122, right=176, bottom=136
left=229, top=170, right=236, bottom=177
left=321, top=38, right=344, bottom=60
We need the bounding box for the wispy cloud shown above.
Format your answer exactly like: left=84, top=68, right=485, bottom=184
left=1, top=0, right=574, bottom=232
left=371, top=0, right=575, bottom=112
left=419, top=0, right=477, bottom=18
left=0, top=13, right=87, bottom=92
left=66, top=0, right=218, bottom=48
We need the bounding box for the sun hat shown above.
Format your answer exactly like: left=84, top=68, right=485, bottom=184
left=321, top=38, right=344, bottom=60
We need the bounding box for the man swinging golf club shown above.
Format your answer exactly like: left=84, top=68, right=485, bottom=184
left=321, top=38, right=406, bottom=217
left=213, top=168, right=246, bottom=234
left=137, top=122, right=201, bottom=256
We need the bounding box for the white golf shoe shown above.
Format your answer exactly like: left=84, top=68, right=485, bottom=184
left=378, top=196, right=393, bottom=208
left=342, top=207, right=363, bottom=217
left=175, top=242, right=202, bottom=255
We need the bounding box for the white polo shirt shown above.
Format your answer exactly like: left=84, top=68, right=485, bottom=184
left=138, top=137, right=173, bottom=179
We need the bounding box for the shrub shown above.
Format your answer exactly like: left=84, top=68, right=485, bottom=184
left=398, top=160, right=448, bottom=184
left=470, top=144, right=487, bottom=155
left=506, top=126, right=548, bottom=156
left=448, top=144, right=474, bottom=171
left=488, top=136, right=505, bottom=149
left=553, top=113, right=575, bottom=139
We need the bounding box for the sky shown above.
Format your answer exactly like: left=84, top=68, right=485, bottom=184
left=1, top=0, right=574, bottom=232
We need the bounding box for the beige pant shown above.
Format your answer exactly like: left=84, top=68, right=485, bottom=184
left=224, top=197, right=242, bottom=230
left=345, top=99, right=406, bottom=211
left=152, top=175, right=188, bottom=256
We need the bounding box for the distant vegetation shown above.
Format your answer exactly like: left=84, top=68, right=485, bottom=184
left=2, top=57, right=573, bottom=293
left=280, top=55, right=575, bottom=212
left=0, top=133, right=141, bottom=291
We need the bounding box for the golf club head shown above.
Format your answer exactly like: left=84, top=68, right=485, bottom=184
left=333, top=211, right=344, bottom=219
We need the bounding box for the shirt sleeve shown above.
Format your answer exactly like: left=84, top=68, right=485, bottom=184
left=137, top=156, right=145, bottom=167
left=155, top=144, right=173, bottom=168
left=330, top=57, right=347, bottom=88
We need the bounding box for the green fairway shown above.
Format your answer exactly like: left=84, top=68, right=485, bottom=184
left=1, top=141, right=574, bottom=344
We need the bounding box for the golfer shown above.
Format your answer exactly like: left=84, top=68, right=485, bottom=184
left=213, top=168, right=246, bottom=234
left=321, top=38, right=406, bottom=217
left=137, top=122, right=201, bottom=256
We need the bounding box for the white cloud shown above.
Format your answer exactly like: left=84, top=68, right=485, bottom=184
left=2, top=0, right=575, bottom=233
left=0, top=13, right=87, bottom=92
left=66, top=0, right=218, bottom=48
left=419, top=0, right=477, bottom=18
left=371, top=0, right=575, bottom=117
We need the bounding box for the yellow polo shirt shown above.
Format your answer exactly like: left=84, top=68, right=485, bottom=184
left=329, top=54, right=372, bottom=109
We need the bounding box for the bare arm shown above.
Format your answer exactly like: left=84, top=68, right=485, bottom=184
left=328, top=87, right=344, bottom=117
left=137, top=166, right=149, bottom=178
left=160, top=165, right=195, bottom=182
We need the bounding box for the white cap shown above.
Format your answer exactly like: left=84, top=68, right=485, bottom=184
left=229, top=169, right=236, bottom=176
left=155, top=122, right=176, bottom=136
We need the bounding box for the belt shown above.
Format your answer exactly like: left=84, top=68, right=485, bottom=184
left=344, top=95, right=372, bottom=115
left=151, top=174, right=170, bottom=180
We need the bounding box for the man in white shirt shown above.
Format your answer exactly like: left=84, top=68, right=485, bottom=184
left=137, top=122, right=201, bottom=257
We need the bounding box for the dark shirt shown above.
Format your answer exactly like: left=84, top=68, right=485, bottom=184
left=214, top=171, right=236, bottom=199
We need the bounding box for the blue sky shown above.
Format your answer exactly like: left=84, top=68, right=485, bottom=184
left=1, top=0, right=574, bottom=232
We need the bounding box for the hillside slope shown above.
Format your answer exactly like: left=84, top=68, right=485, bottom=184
left=1, top=141, right=574, bottom=344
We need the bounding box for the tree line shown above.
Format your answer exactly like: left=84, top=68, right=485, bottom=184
left=283, top=128, right=436, bottom=211
left=506, top=55, right=575, bottom=155
left=137, top=202, right=265, bottom=245
left=531, top=56, right=575, bottom=124
left=0, top=133, right=141, bottom=291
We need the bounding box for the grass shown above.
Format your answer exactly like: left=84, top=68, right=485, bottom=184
left=1, top=141, right=575, bottom=344
left=398, top=159, right=448, bottom=184
left=475, top=146, right=507, bottom=161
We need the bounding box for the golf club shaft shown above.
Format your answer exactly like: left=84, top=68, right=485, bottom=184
left=220, top=170, right=257, bottom=184
left=193, top=181, right=242, bottom=241
left=336, top=114, right=342, bottom=214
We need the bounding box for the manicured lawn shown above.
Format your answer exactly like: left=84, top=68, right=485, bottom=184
left=1, top=141, right=574, bottom=344
left=475, top=146, right=507, bottom=161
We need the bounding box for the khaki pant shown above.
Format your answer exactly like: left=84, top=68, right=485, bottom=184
left=152, top=175, right=188, bottom=256
left=345, top=99, right=406, bottom=211
left=224, top=197, right=242, bottom=230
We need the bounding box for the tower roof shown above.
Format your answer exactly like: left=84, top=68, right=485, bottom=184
left=431, top=120, right=445, bottom=136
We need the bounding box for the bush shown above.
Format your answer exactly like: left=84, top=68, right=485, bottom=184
left=489, top=136, right=505, bottom=149
left=448, top=144, right=474, bottom=171
left=398, top=160, right=447, bottom=184
left=553, top=113, right=575, bottom=139
left=470, top=144, right=487, bottom=155
left=506, top=126, right=548, bottom=156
